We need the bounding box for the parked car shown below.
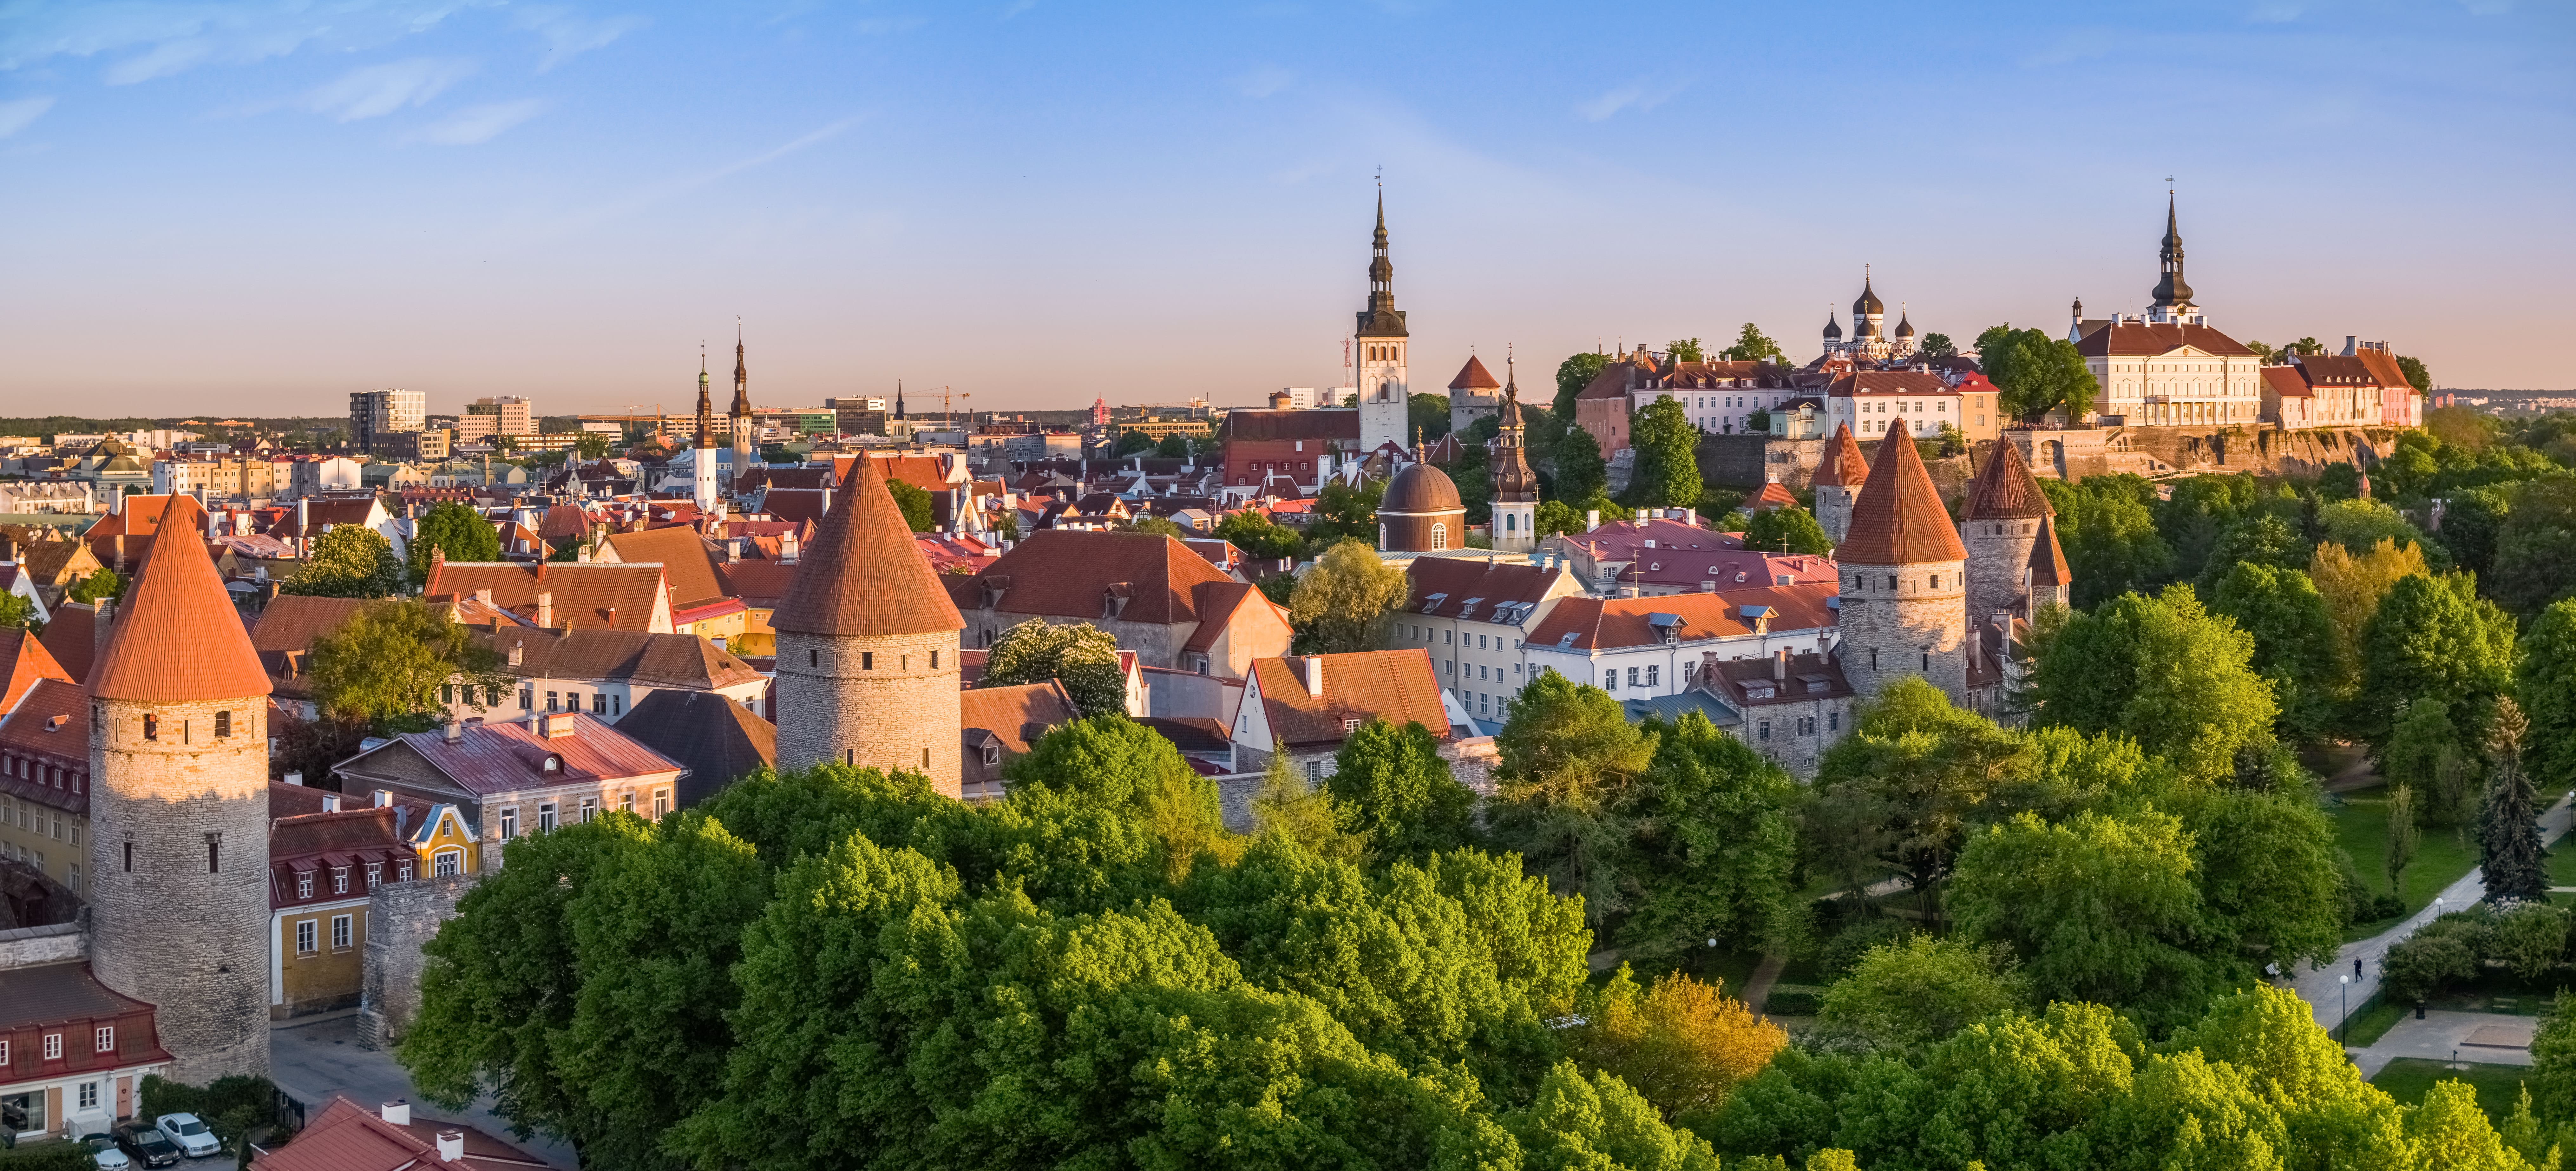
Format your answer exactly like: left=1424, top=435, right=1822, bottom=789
left=113, top=1123, right=182, bottom=1169
left=83, top=1133, right=133, bottom=1169
left=152, top=1113, right=220, bottom=1159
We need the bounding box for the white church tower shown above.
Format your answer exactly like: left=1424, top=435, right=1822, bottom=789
left=692, top=355, right=720, bottom=514
left=1354, top=187, right=1409, bottom=456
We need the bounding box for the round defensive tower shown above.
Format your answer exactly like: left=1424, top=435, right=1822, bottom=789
left=1811, top=423, right=1869, bottom=547
left=87, top=495, right=275, bottom=1083
left=1835, top=430, right=1970, bottom=704
left=770, top=455, right=965, bottom=796
left=1955, top=437, right=2054, bottom=624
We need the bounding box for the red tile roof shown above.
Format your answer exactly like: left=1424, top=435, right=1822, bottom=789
left=1220, top=409, right=1361, bottom=443
left=1252, top=650, right=1450, bottom=749
left=91, top=495, right=273, bottom=703
left=1957, top=438, right=2053, bottom=521
left=425, top=561, right=670, bottom=633
left=2030, top=513, right=2072, bottom=588
left=1813, top=424, right=1869, bottom=488
left=252, top=1095, right=545, bottom=1171
left=1405, top=557, right=1568, bottom=621
left=769, top=454, right=964, bottom=637
left=599, top=525, right=730, bottom=609
left=1836, top=432, right=1966, bottom=566
left=960, top=680, right=1081, bottom=756
left=719, top=559, right=797, bottom=608
left=1824, top=371, right=1956, bottom=398
left=0, top=629, right=70, bottom=712
left=249, top=595, right=371, bottom=697
left=0, top=678, right=89, bottom=814
left=0, top=962, right=169, bottom=1069
left=2353, top=347, right=2415, bottom=391
left=1525, top=582, right=1839, bottom=651
left=1748, top=481, right=1798, bottom=511
left=1180, top=581, right=1278, bottom=654
left=2073, top=320, right=2255, bottom=359
left=1703, top=650, right=1852, bottom=708
left=351, top=713, right=683, bottom=798
left=1447, top=355, right=1502, bottom=390
left=954, top=530, right=1239, bottom=627
left=2260, top=365, right=2314, bottom=399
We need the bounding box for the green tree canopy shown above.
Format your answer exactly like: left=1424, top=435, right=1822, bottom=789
left=2195, top=513, right=2310, bottom=596
left=2358, top=573, right=2516, bottom=747
left=407, top=501, right=501, bottom=586
left=1743, top=505, right=1833, bottom=556
left=1816, top=933, right=2027, bottom=1050
left=980, top=616, right=1128, bottom=717
left=1489, top=670, right=1658, bottom=923
left=65, top=566, right=123, bottom=604
left=2492, top=475, right=2576, bottom=617
left=1155, top=433, right=1191, bottom=458
left=1113, top=428, right=1159, bottom=456
left=1409, top=391, right=1454, bottom=441
left=2207, top=562, right=2343, bottom=742
left=2022, top=584, right=2278, bottom=781
left=885, top=478, right=935, bottom=532
left=1212, top=508, right=1304, bottom=561
left=1949, top=809, right=2214, bottom=1029
left=1287, top=538, right=1409, bottom=654
left=1980, top=327, right=2102, bottom=422
left=1720, top=323, right=1785, bottom=363
left=1555, top=351, right=1611, bottom=419
left=1623, top=397, right=1702, bottom=510
left=2480, top=699, right=2549, bottom=905
left=2038, top=476, right=2173, bottom=607
left=1615, top=711, right=1802, bottom=962
left=1809, top=677, right=2028, bottom=901
left=308, top=598, right=512, bottom=729
left=1324, top=718, right=1476, bottom=862
left=2519, top=600, right=2576, bottom=794
left=1666, top=338, right=1706, bottom=362
left=1553, top=426, right=1610, bottom=504
left=282, top=523, right=405, bottom=598
left=1917, top=332, right=1957, bottom=359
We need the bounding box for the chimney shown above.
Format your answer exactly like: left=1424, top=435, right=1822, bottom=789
left=535, top=591, right=554, bottom=628
left=380, top=1101, right=410, bottom=1126
left=1773, top=646, right=1788, bottom=681
left=1584, top=509, right=1600, bottom=531
left=1301, top=655, right=1324, bottom=697
left=781, top=530, right=800, bottom=561
left=1969, top=626, right=1984, bottom=664
left=436, top=1132, right=464, bottom=1161
left=2342, top=335, right=2357, bottom=357
left=284, top=771, right=304, bottom=786
left=322, top=793, right=341, bottom=812
left=1683, top=508, right=1696, bottom=527
left=544, top=711, right=576, bottom=738
left=374, top=788, right=393, bottom=807
left=445, top=718, right=463, bottom=743
left=475, top=587, right=492, bottom=607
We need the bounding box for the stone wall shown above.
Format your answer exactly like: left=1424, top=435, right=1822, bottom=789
left=774, top=628, right=963, bottom=796
left=0, top=915, right=85, bottom=970
left=359, top=873, right=475, bottom=1049
left=965, top=610, right=1188, bottom=672
left=1960, top=519, right=2043, bottom=625
left=2007, top=426, right=2396, bottom=482
left=1837, top=560, right=1968, bottom=703
left=89, top=694, right=272, bottom=1083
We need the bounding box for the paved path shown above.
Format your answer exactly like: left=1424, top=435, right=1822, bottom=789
left=2349, top=1010, right=2539, bottom=1079
left=2289, top=794, right=2574, bottom=1036
left=1739, top=954, right=1789, bottom=1014
left=270, top=1015, right=579, bottom=1168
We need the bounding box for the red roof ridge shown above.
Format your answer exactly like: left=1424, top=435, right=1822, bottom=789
left=91, top=494, right=272, bottom=702
left=1813, top=424, right=1868, bottom=487
left=1836, top=432, right=1967, bottom=566
left=769, top=449, right=964, bottom=637
left=1957, top=437, right=2053, bottom=521
left=1447, top=355, right=1502, bottom=390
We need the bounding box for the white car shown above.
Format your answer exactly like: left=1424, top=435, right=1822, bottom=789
left=152, top=1114, right=220, bottom=1159
left=83, top=1133, right=132, bottom=1168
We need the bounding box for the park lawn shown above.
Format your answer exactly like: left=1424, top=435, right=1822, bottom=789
left=2343, top=996, right=2406, bottom=1048
left=2332, top=783, right=2481, bottom=941
left=2370, top=1059, right=2532, bottom=1124
left=2547, top=840, right=2576, bottom=889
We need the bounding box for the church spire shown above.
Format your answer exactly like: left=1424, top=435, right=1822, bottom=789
left=694, top=349, right=715, bottom=450
left=1355, top=181, right=1407, bottom=339
left=730, top=323, right=751, bottom=416
left=2150, top=190, right=2194, bottom=314
left=1490, top=350, right=1539, bottom=504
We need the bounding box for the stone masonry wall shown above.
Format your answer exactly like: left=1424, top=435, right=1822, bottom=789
left=775, top=629, right=963, bottom=797
left=0, top=915, right=85, bottom=969
left=1837, top=560, right=1968, bottom=704
left=1960, top=520, right=2042, bottom=626
left=88, top=695, right=272, bottom=1083
left=359, top=873, right=474, bottom=1049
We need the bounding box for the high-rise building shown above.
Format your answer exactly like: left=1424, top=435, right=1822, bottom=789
left=87, top=495, right=276, bottom=1082
left=455, top=396, right=535, bottom=443
left=347, top=389, right=424, bottom=453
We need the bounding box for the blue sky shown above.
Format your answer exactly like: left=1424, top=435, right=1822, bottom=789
left=2, top=0, right=2567, bottom=416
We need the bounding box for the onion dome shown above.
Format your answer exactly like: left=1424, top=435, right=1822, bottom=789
left=1853, top=273, right=1884, bottom=318
left=1382, top=461, right=1463, bottom=515
left=1894, top=306, right=1916, bottom=338
left=1823, top=312, right=1843, bottom=340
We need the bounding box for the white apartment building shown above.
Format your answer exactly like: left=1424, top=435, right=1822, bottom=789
left=1389, top=557, right=1586, bottom=725
left=1521, top=584, right=1839, bottom=703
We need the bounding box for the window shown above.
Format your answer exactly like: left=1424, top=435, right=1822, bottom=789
left=399, top=860, right=415, bottom=880
left=1758, top=720, right=1771, bottom=742
left=654, top=790, right=671, bottom=817
left=94, top=1026, right=113, bottom=1054
left=296, top=872, right=313, bottom=899
left=1646, top=665, right=1660, bottom=688
left=214, top=710, right=231, bottom=738
left=1886, top=575, right=1897, bottom=590
left=207, top=833, right=220, bottom=873
left=538, top=803, right=558, bottom=833
left=520, top=688, right=533, bottom=710
left=331, top=866, right=348, bottom=894
left=620, top=791, right=634, bottom=813
left=1305, top=760, right=1321, bottom=783
left=122, top=840, right=132, bottom=872
left=1429, top=523, right=1447, bottom=551
left=862, top=652, right=876, bottom=670
left=441, top=683, right=453, bottom=703
left=1829, top=711, right=1840, bottom=732
left=433, top=849, right=461, bottom=877
left=500, top=808, right=518, bottom=839
left=592, top=693, right=606, bottom=715
left=546, top=691, right=559, bottom=711
left=296, top=919, right=317, bottom=955
left=1603, top=670, right=1618, bottom=691
left=78, top=1082, right=97, bottom=1111
left=579, top=797, right=597, bottom=823
left=332, top=914, right=353, bottom=950
left=141, top=714, right=157, bottom=740
left=1627, top=667, right=1640, bottom=687
left=613, top=695, right=622, bottom=716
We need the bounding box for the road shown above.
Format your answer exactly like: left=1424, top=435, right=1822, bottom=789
left=269, top=1014, right=578, bottom=1168
left=2289, top=793, right=2574, bottom=1037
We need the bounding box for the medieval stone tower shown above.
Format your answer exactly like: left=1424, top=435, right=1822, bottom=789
left=1835, top=432, right=1969, bottom=703
left=1956, top=438, right=2057, bottom=624
left=87, top=494, right=274, bottom=1082
left=770, top=455, right=966, bottom=795
left=1812, top=423, right=1868, bottom=546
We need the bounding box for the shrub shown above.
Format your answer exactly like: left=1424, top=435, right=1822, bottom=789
left=0, top=1143, right=98, bottom=1170
left=1762, top=990, right=1824, bottom=1016
left=2381, top=915, right=2488, bottom=1003
left=1814, top=916, right=1915, bottom=982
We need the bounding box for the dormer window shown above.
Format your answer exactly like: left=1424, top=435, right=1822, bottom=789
left=542, top=755, right=562, bottom=773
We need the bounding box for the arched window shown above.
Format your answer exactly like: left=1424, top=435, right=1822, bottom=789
left=1430, top=523, right=1447, bottom=551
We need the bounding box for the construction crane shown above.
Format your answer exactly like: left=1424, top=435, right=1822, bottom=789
left=935, top=386, right=970, bottom=429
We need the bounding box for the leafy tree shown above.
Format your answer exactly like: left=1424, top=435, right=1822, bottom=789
left=2437, top=484, right=2512, bottom=580
left=1623, top=397, right=1703, bottom=510
left=2492, top=476, right=2576, bottom=617
left=1489, top=670, right=1657, bottom=922
left=1917, top=332, right=1957, bottom=359
left=1980, top=327, right=2101, bottom=422
left=1565, top=965, right=1786, bottom=1122
left=0, top=592, right=36, bottom=633
left=2291, top=336, right=2324, bottom=355
left=1306, top=476, right=1383, bottom=546
left=309, top=599, right=513, bottom=729
left=1155, top=433, right=1192, bottom=458
left=2195, top=513, right=2309, bottom=595
left=1743, top=506, right=1833, bottom=556
left=2520, top=600, right=2576, bottom=794
left=2310, top=537, right=2429, bottom=684
left=2397, top=355, right=2433, bottom=393
left=2318, top=497, right=2439, bottom=562
left=2037, top=477, right=2173, bottom=607
left=1125, top=514, right=1185, bottom=538
left=2316, top=462, right=2364, bottom=502
left=573, top=430, right=613, bottom=459
left=2022, top=584, right=2277, bottom=781
left=980, top=616, right=1127, bottom=717
left=1556, top=351, right=1611, bottom=420
left=1666, top=338, right=1706, bottom=363
left=1003, top=714, right=1229, bottom=880
left=1816, top=933, right=2027, bottom=1050
left=2358, top=573, right=2516, bottom=746
left=65, top=566, right=122, bottom=604
left=2387, top=783, right=2420, bottom=898
left=1113, top=428, right=1158, bottom=456
left=1248, top=753, right=1363, bottom=862
left=1533, top=498, right=1593, bottom=538
left=1409, top=391, right=1453, bottom=441
left=1949, top=809, right=2215, bottom=1028
left=407, top=501, right=501, bottom=586
left=1720, top=323, right=1786, bottom=364
left=1211, top=508, right=1303, bottom=561
left=2181, top=788, right=2345, bottom=972
left=1554, top=425, right=1610, bottom=504
left=884, top=477, right=935, bottom=532
left=1617, top=712, right=1802, bottom=962
left=282, top=523, right=404, bottom=598
left=1506, top=1060, right=1723, bottom=1171
left=1324, top=718, right=1475, bottom=861
left=1287, top=538, right=1408, bottom=654
left=2207, top=563, right=2343, bottom=742
left=2533, top=993, right=2576, bottom=1128
left=2384, top=699, right=2480, bottom=831
left=1809, top=678, right=2027, bottom=903
left=2480, top=698, right=2549, bottom=905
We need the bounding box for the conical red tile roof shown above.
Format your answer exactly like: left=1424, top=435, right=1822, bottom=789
left=0, top=629, right=70, bottom=711
left=1447, top=355, right=1502, bottom=391
left=91, top=495, right=273, bottom=702
left=1836, top=432, right=1967, bottom=565
left=2029, top=513, right=2072, bottom=587
left=769, top=453, right=963, bottom=637
left=1813, top=424, right=1869, bottom=487
left=1958, top=439, right=2053, bottom=521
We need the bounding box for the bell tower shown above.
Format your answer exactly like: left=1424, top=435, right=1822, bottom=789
left=1489, top=354, right=1540, bottom=553
left=729, top=326, right=753, bottom=490
left=1354, top=185, right=1410, bottom=456
left=693, top=353, right=720, bottom=514
left=2147, top=192, right=2202, bottom=326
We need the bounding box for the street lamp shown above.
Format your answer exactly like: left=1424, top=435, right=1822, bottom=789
left=2339, top=974, right=2352, bottom=1046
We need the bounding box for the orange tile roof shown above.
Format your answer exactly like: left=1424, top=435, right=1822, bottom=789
left=2073, top=320, right=2255, bottom=359
left=770, top=451, right=964, bottom=637
left=91, top=495, right=273, bottom=703
left=1813, top=424, right=1868, bottom=487
left=1252, top=650, right=1450, bottom=749
left=2260, top=365, right=2314, bottom=399
left=600, top=525, right=731, bottom=609
left=37, top=602, right=97, bottom=684
left=2030, top=513, right=2072, bottom=588
left=1835, top=432, right=1966, bottom=566
left=960, top=680, right=1081, bottom=756
left=1748, top=481, right=1798, bottom=511
left=1524, top=582, right=1839, bottom=651
left=1447, top=355, right=1502, bottom=390
left=425, top=561, right=670, bottom=633
left=955, top=530, right=1239, bottom=627
left=0, top=630, right=70, bottom=712
left=1957, top=438, right=2053, bottom=521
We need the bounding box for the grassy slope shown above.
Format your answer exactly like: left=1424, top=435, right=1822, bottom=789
left=2370, top=1058, right=2532, bottom=1124
left=2332, top=782, right=2481, bottom=941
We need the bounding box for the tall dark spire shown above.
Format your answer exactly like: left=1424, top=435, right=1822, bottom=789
left=2151, top=191, right=2193, bottom=310
left=731, top=324, right=751, bottom=416
left=694, top=350, right=715, bottom=450
left=894, top=379, right=906, bottom=420
left=1491, top=351, right=1538, bottom=503
left=1355, top=183, right=1407, bottom=339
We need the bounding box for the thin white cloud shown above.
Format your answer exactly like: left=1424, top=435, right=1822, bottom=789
left=511, top=6, right=649, bottom=72
left=1576, top=79, right=1685, bottom=122
left=1000, top=0, right=1038, bottom=17
left=0, top=95, right=56, bottom=137
left=303, top=57, right=475, bottom=122
left=855, top=15, right=927, bottom=34
left=1236, top=65, right=1294, bottom=99
left=412, top=97, right=546, bottom=143
left=535, top=114, right=868, bottom=237
left=2, top=1, right=478, bottom=82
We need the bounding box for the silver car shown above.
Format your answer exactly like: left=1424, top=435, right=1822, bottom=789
left=151, top=1114, right=220, bottom=1160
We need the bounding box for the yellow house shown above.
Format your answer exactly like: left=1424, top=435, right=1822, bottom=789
left=265, top=787, right=478, bottom=1020
left=408, top=803, right=479, bottom=877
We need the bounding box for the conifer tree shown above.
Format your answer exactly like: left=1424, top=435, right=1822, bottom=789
left=2480, top=697, right=2550, bottom=905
